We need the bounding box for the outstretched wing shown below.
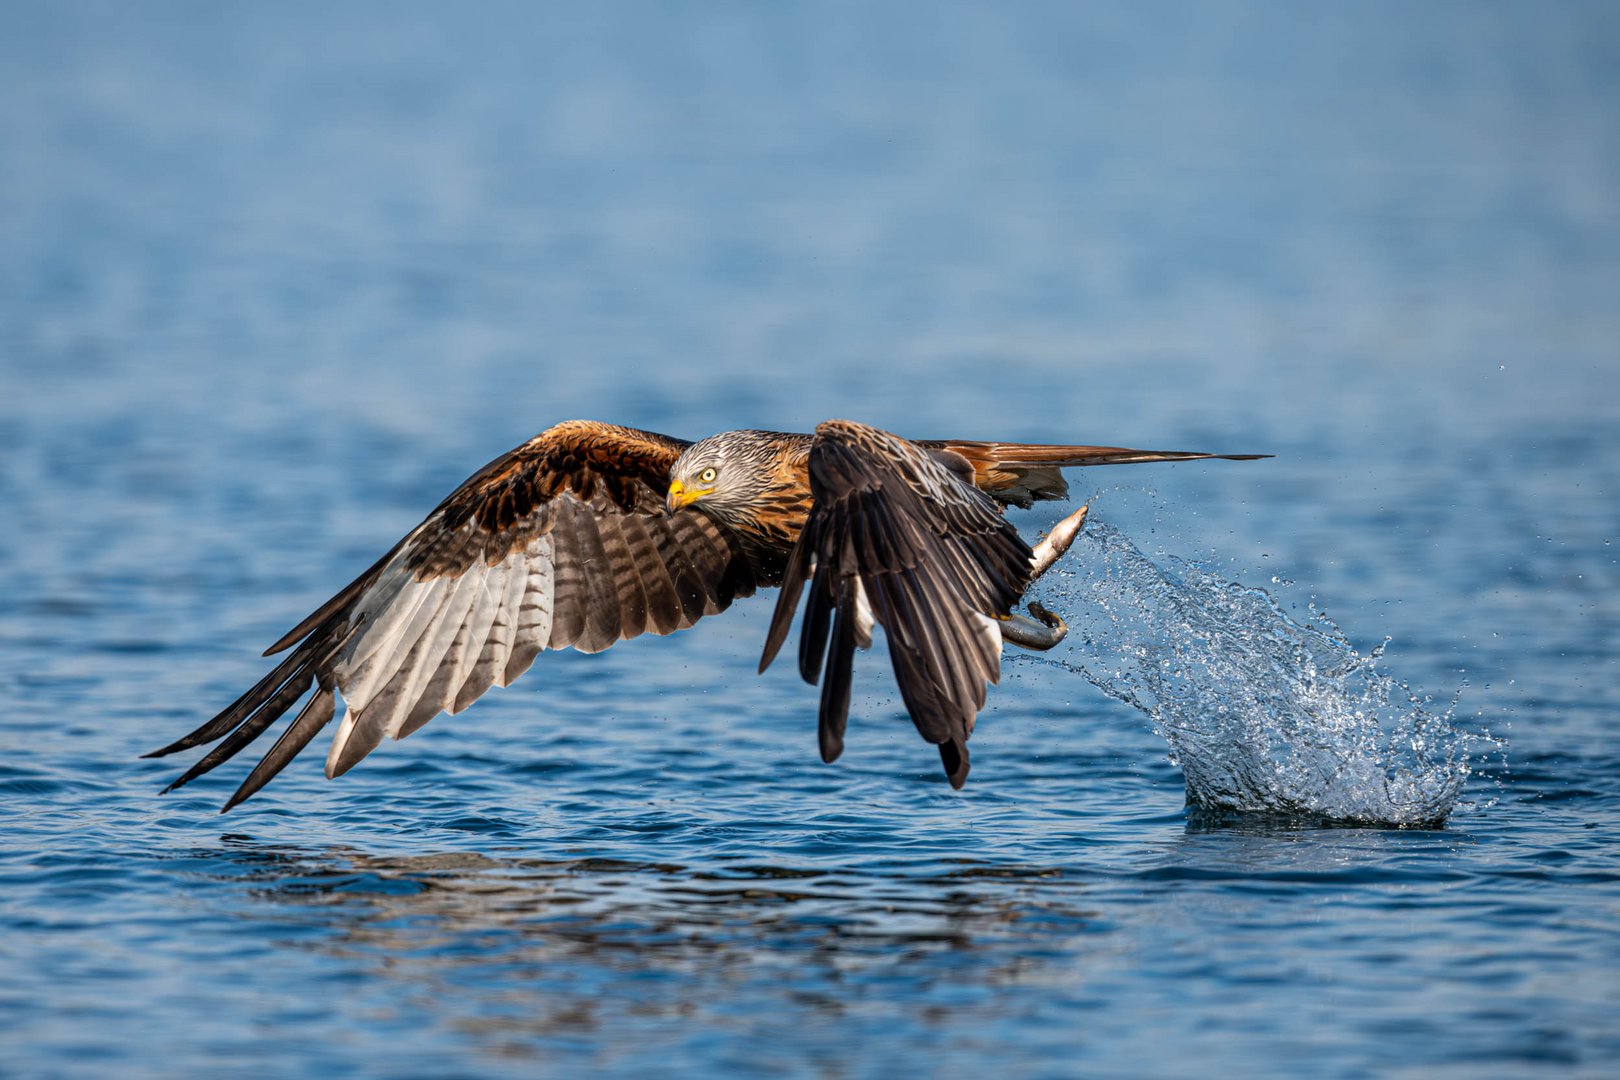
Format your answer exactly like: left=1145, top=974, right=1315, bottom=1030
left=760, top=420, right=1033, bottom=789
left=922, top=439, right=1271, bottom=507
left=149, top=420, right=758, bottom=811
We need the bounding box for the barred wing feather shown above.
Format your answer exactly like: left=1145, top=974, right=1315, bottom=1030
left=147, top=421, right=756, bottom=811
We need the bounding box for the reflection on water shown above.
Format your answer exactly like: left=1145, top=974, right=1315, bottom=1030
left=215, top=840, right=1099, bottom=1049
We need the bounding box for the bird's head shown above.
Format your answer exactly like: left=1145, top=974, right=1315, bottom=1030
left=666, top=430, right=782, bottom=526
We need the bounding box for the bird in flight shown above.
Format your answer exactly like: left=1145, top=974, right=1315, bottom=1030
left=149, top=419, right=1266, bottom=811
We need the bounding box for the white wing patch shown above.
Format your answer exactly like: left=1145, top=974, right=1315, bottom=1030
left=971, top=609, right=1001, bottom=686
left=504, top=533, right=556, bottom=684
left=323, top=531, right=558, bottom=779
left=851, top=577, right=875, bottom=650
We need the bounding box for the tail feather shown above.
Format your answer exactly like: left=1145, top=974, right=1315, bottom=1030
left=924, top=440, right=1271, bottom=508
left=953, top=442, right=1269, bottom=467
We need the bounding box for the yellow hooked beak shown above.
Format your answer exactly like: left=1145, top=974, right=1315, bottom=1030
left=666, top=480, right=712, bottom=513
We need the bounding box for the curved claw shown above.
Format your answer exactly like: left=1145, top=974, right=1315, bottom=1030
left=1000, top=602, right=1068, bottom=651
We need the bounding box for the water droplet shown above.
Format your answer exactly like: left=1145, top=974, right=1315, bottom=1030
left=1027, top=520, right=1476, bottom=825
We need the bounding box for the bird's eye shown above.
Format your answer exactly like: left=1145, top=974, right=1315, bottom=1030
left=698, top=467, right=717, bottom=485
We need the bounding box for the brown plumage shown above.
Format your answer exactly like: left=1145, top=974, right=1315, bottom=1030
left=762, top=422, right=1035, bottom=788
left=148, top=418, right=1266, bottom=810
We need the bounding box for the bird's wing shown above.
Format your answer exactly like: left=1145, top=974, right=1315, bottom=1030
left=921, top=439, right=1271, bottom=507
left=149, top=420, right=758, bottom=811
left=761, top=420, right=1033, bottom=789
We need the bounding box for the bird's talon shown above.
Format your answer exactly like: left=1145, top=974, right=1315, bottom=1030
left=1027, top=600, right=1063, bottom=629
left=999, top=605, right=1069, bottom=651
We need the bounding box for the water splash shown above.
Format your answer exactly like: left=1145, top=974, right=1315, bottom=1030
left=1025, top=520, right=1481, bottom=826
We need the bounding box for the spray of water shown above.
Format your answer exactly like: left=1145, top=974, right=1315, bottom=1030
left=1024, top=520, right=1481, bottom=826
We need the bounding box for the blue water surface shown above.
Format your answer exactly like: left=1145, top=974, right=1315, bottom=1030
left=3, top=3, right=1619, bottom=1077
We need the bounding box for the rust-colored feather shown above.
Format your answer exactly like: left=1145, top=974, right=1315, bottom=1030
left=924, top=439, right=1270, bottom=508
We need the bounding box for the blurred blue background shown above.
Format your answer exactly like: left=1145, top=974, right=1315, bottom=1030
left=2, top=3, right=1618, bottom=1077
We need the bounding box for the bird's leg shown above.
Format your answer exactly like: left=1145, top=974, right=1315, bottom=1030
left=999, top=502, right=1089, bottom=652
